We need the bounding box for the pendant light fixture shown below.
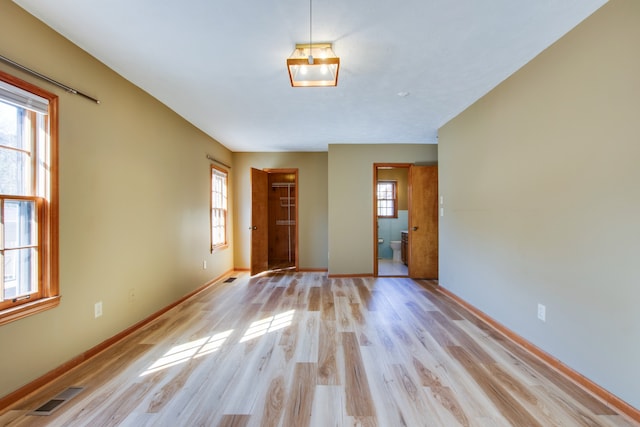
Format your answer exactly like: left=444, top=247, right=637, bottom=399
left=286, top=0, right=340, bottom=87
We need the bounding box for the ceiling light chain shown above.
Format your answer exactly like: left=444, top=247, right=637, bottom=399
left=308, top=0, right=314, bottom=65
left=286, top=0, right=340, bottom=87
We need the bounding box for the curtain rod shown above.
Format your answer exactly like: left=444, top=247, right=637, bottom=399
left=206, top=154, right=231, bottom=169
left=0, top=54, right=100, bottom=104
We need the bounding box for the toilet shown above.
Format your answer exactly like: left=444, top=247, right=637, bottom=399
left=389, top=241, right=402, bottom=262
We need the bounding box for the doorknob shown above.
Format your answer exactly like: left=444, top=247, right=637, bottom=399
left=249, top=226, right=257, bottom=230
left=412, top=226, right=418, bottom=231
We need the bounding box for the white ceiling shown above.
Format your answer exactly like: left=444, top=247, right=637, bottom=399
left=13, top=0, right=606, bottom=152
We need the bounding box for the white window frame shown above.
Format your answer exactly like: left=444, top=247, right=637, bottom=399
left=377, top=180, right=398, bottom=218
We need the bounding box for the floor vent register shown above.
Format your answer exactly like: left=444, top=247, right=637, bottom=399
left=29, top=386, right=84, bottom=416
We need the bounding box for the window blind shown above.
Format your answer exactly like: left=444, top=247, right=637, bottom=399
left=0, top=80, right=49, bottom=114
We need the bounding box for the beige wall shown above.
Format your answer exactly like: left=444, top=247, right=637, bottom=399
left=232, top=152, right=328, bottom=270
left=439, top=0, right=639, bottom=409
left=0, top=2, right=233, bottom=399
left=378, top=168, right=409, bottom=210
left=328, top=144, right=437, bottom=275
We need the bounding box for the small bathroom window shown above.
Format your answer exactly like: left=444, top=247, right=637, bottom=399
left=377, top=181, right=397, bottom=218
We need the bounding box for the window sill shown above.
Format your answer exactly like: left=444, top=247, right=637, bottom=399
left=211, top=243, right=229, bottom=254
left=0, top=296, right=61, bottom=327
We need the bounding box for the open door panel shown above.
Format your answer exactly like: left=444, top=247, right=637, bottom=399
left=408, top=165, right=438, bottom=279
left=251, top=168, right=269, bottom=275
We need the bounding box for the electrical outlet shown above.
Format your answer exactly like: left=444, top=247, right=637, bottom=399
left=203, top=260, right=207, bottom=269
left=537, top=303, right=546, bottom=322
left=94, top=301, right=103, bottom=318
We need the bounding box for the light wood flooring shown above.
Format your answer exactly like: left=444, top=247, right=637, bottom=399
left=378, top=259, right=408, bottom=276
left=0, top=272, right=636, bottom=426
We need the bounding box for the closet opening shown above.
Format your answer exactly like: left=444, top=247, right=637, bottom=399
left=266, top=170, right=297, bottom=271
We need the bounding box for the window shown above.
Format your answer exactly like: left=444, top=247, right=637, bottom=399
left=210, top=165, right=228, bottom=250
left=0, top=71, right=59, bottom=325
left=377, top=181, right=397, bottom=218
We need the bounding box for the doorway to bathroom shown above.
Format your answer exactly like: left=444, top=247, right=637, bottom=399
left=374, top=164, right=410, bottom=277
left=373, top=163, right=439, bottom=278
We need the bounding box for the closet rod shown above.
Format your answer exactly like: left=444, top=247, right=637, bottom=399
left=0, top=54, right=100, bottom=104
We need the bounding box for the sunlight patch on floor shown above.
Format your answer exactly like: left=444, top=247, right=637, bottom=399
left=240, top=310, right=295, bottom=343
left=141, top=329, right=233, bottom=376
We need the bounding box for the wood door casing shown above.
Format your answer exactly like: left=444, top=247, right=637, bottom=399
left=251, top=168, right=269, bottom=275
left=408, top=165, right=438, bottom=279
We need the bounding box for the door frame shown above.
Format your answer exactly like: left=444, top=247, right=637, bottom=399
left=373, top=163, right=412, bottom=277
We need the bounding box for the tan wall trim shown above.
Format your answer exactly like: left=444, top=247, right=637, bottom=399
left=0, top=269, right=236, bottom=412
left=437, top=286, right=640, bottom=423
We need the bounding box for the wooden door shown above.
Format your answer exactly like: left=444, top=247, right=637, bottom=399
left=408, top=165, right=438, bottom=279
left=251, top=168, right=269, bottom=275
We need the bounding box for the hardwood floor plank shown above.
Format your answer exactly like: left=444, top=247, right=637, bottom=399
left=308, top=287, right=321, bottom=311
left=219, top=414, right=251, bottom=427
left=410, top=355, right=471, bottom=425
left=321, top=281, right=336, bottom=321
left=146, top=358, right=203, bottom=413
left=419, top=289, right=465, bottom=321
left=317, top=320, right=340, bottom=385
left=221, top=332, right=280, bottom=415
left=283, top=363, right=317, bottom=427
left=428, top=310, right=495, bottom=364
left=358, top=347, right=406, bottom=427
left=295, top=312, right=319, bottom=363
left=259, top=375, right=285, bottom=427
left=285, top=278, right=299, bottom=296
left=84, top=382, right=153, bottom=427
left=369, top=289, right=401, bottom=320
left=406, top=302, right=456, bottom=347
left=262, top=287, right=286, bottom=313
left=391, top=363, right=443, bottom=426
left=310, top=385, right=345, bottom=427
left=278, top=310, right=300, bottom=363
left=353, top=277, right=374, bottom=308
left=424, top=385, right=471, bottom=427
left=335, top=296, right=354, bottom=332
left=342, top=332, right=376, bottom=417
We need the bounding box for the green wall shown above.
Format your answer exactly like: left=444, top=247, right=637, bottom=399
left=439, top=0, right=640, bottom=409
left=327, top=144, right=437, bottom=275
left=232, top=152, right=328, bottom=270
left=0, top=1, right=233, bottom=399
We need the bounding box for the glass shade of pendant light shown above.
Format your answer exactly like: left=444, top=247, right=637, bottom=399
left=287, top=43, right=340, bottom=87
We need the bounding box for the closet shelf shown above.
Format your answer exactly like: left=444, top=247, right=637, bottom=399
left=280, top=196, right=295, bottom=207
